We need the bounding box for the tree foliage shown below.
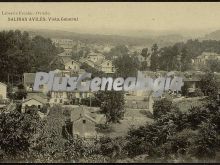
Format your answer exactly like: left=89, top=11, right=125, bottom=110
left=95, top=91, right=125, bottom=123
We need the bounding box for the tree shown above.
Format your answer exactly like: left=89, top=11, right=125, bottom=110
left=30, top=35, right=59, bottom=72
left=105, top=45, right=129, bottom=60
left=28, top=105, right=66, bottom=163
left=190, top=121, right=218, bottom=161
left=141, top=48, right=150, bottom=60
left=150, top=44, right=159, bottom=71
left=15, top=84, right=27, bottom=100
left=200, top=73, right=218, bottom=99
left=0, top=107, right=41, bottom=162
left=95, top=91, right=125, bottom=123
left=206, top=59, right=220, bottom=73
left=113, top=54, right=140, bottom=78
left=153, top=98, right=175, bottom=119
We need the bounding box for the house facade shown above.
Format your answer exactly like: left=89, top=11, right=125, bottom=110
left=21, top=96, right=47, bottom=113
left=61, top=56, right=80, bottom=72
left=87, top=52, right=105, bottom=63
left=100, top=59, right=115, bottom=74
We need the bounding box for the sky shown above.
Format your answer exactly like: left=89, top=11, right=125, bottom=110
left=1, top=2, right=220, bottom=36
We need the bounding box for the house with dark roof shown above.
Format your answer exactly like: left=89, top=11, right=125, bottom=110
left=70, top=105, right=105, bottom=138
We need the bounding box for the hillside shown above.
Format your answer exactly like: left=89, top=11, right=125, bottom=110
left=203, top=30, right=220, bottom=40
left=27, top=29, right=187, bottom=47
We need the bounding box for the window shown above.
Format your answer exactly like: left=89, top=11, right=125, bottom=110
left=72, top=61, right=74, bottom=65
left=38, top=105, right=41, bottom=109
left=60, top=99, right=63, bottom=103
left=83, top=119, right=86, bottom=124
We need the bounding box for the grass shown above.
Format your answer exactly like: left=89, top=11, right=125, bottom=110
left=173, top=97, right=208, bottom=112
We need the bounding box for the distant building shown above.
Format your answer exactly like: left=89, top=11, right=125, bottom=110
left=87, top=52, right=105, bottom=63
left=0, top=82, right=7, bottom=100
left=52, top=38, right=74, bottom=50
left=193, top=52, right=220, bottom=70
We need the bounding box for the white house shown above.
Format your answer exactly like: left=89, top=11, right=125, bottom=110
left=21, top=95, right=47, bottom=113
left=0, top=82, right=7, bottom=100
left=100, top=59, right=115, bottom=74
left=49, top=91, right=69, bottom=105
left=87, top=52, right=105, bottom=63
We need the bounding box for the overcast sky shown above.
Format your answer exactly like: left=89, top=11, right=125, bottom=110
left=1, top=2, right=220, bottom=36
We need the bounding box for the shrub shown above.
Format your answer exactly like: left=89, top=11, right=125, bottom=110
left=153, top=98, right=176, bottom=119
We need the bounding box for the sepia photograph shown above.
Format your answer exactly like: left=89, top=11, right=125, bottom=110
left=1, top=2, right=220, bottom=163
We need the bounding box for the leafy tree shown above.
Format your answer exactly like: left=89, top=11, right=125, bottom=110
left=113, top=54, right=140, bottom=77
left=150, top=44, right=159, bottom=71
left=95, top=91, right=125, bottom=123
left=0, top=107, right=41, bottom=162
left=153, top=98, right=176, bottom=119
left=105, top=45, right=129, bottom=60
left=200, top=73, right=218, bottom=99
left=15, top=84, right=27, bottom=100
left=190, top=121, right=218, bottom=161
left=28, top=105, right=66, bottom=163
left=30, top=35, right=59, bottom=72
left=141, top=48, right=150, bottom=59
left=206, top=59, right=220, bottom=73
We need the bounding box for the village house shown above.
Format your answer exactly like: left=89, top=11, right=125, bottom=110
left=80, top=54, right=115, bottom=74
left=61, top=56, right=80, bottom=73
left=0, top=82, right=7, bottom=100
left=99, top=59, right=115, bottom=74
left=21, top=95, right=47, bottom=113
left=49, top=91, right=69, bottom=105
left=48, top=70, right=92, bottom=105
left=70, top=105, right=105, bottom=138
left=87, top=52, right=105, bottom=63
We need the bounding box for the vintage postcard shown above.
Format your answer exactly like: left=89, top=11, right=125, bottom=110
left=0, top=2, right=220, bottom=163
